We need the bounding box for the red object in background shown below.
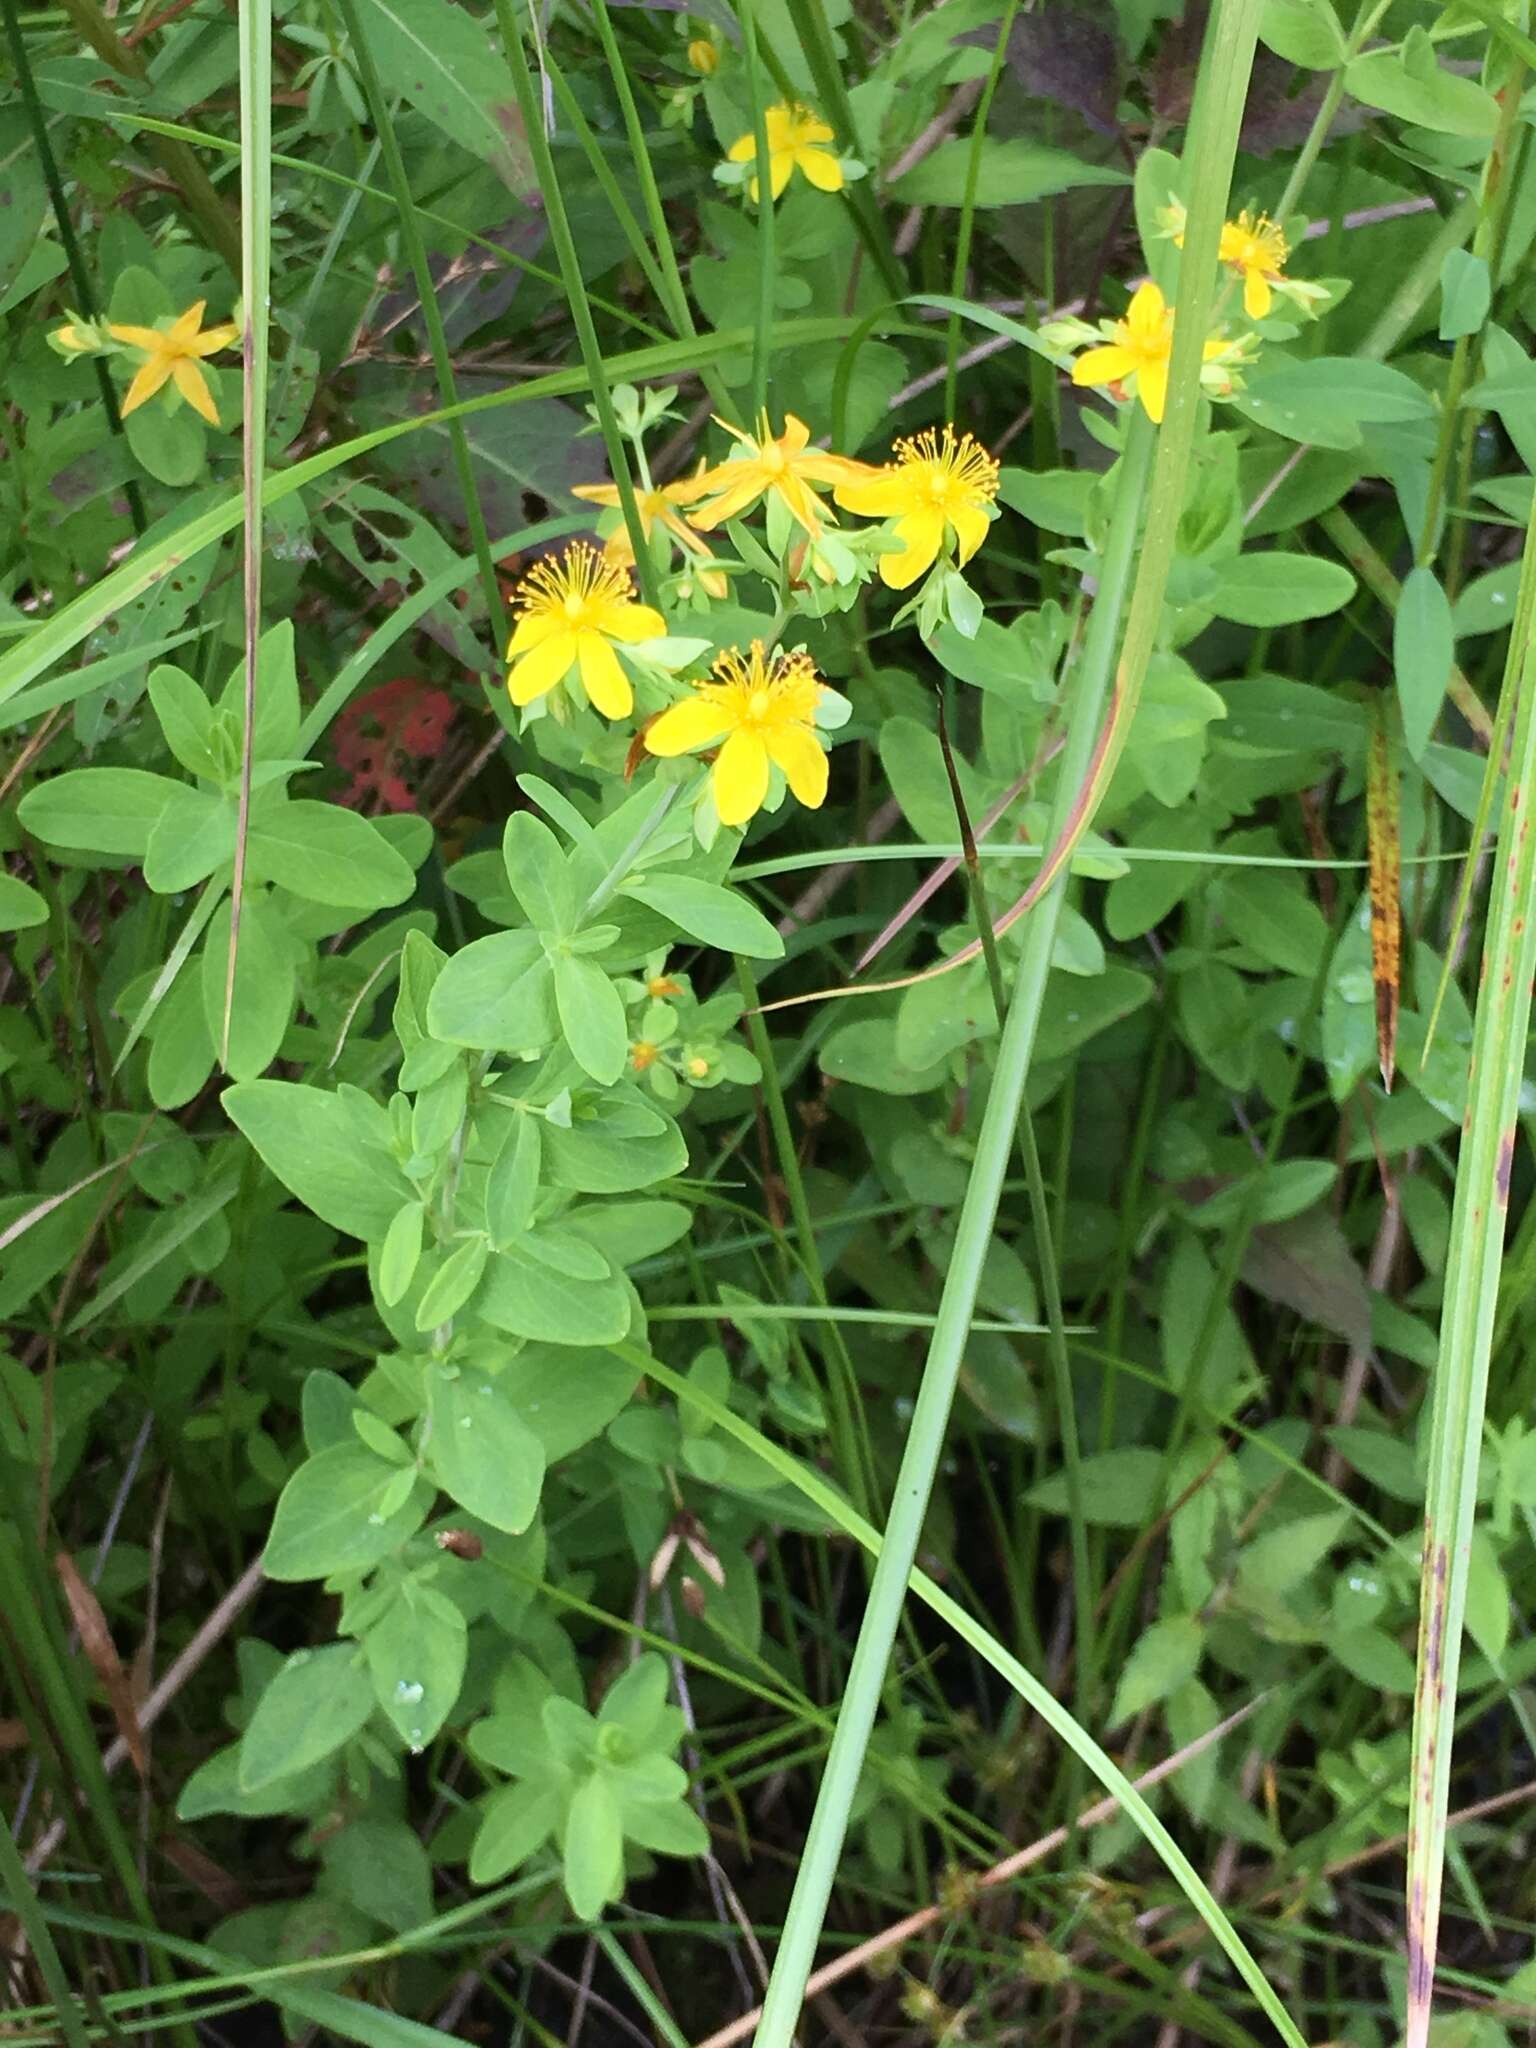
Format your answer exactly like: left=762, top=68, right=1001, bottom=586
left=334, top=677, right=455, bottom=812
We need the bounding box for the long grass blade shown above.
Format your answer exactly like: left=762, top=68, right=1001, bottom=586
left=1367, top=695, right=1402, bottom=1090
left=1404, top=427, right=1536, bottom=2048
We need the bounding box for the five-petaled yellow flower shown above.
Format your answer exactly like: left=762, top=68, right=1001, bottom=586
left=1069, top=280, right=1236, bottom=425
left=690, top=413, right=870, bottom=540
left=834, top=427, right=999, bottom=588
left=505, top=543, right=665, bottom=719
left=1217, top=210, right=1291, bottom=320
left=107, top=300, right=240, bottom=426
left=573, top=468, right=728, bottom=599
left=645, top=641, right=829, bottom=827
left=727, top=102, right=843, bottom=201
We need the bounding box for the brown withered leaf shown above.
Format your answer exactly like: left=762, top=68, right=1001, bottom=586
left=54, top=1550, right=146, bottom=1781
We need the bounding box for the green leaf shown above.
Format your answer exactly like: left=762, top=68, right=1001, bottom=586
left=562, top=1774, right=624, bottom=1919
left=0, top=873, right=47, bottom=932
left=1395, top=565, right=1454, bottom=762
left=149, top=665, right=220, bottom=780
left=1109, top=1616, right=1204, bottom=1725
left=125, top=396, right=206, bottom=486
left=542, top=1100, right=688, bottom=1194
left=889, top=137, right=1127, bottom=208
left=1206, top=552, right=1355, bottom=628
left=1331, top=1625, right=1417, bottom=1694
left=359, top=0, right=532, bottom=191
left=378, top=1202, right=425, bottom=1308
left=144, top=788, right=236, bottom=893
left=264, top=1443, right=428, bottom=1580
left=502, top=811, right=576, bottom=933
left=247, top=800, right=416, bottom=910
left=1439, top=248, right=1490, bottom=342
left=553, top=954, right=628, bottom=1085
left=18, top=768, right=180, bottom=858
left=427, top=1366, right=545, bottom=1532
left=1345, top=44, right=1500, bottom=138
left=485, top=1117, right=540, bottom=1246
left=1026, top=1447, right=1163, bottom=1527
left=427, top=932, right=557, bottom=1052
left=1238, top=1507, right=1349, bottom=1604
left=364, top=1582, right=467, bottom=1748
left=414, top=1236, right=489, bottom=1330
left=619, top=874, right=785, bottom=960
left=1210, top=868, right=1328, bottom=976
left=506, top=1344, right=645, bottom=1460
left=238, top=1643, right=374, bottom=1790
left=223, top=1080, right=413, bottom=1239
left=470, top=1779, right=562, bottom=1883
left=1231, top=357, right=1433, bottom=450
left=201, top=895, right=295, bottom=1081
left=476, top=1241, right=631, bottom=1345
left=1258, top=0, right=1345, bottom=68
left=319, top=1819, right=433, bottom=1935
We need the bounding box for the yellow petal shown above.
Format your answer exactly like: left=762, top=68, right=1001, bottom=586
left=801, top=449, right=880, bottom=488
left=121, top=353, right=173, bottom=415
left=107, top=323, right=163, bottom=351
left=766, top=724, right=828, bottom=809
left=1136, top=359, right=1169, bottom=424
left=600, top=601, right=667, bottom=643
left=781, top=415, right=811, bottom=456
left=507, top=611, right=561, bottom=656
left=575, top=632, right=633, bottom=719
left=188, top=322, right=239, bottom=357
left=1243, top=268, right=1272, bottom=320
left=769, top=151, right=795, bottom=199
left=645, top=696, right=734, bottom=757
left=172, top=355, right=220, bottom=425
left=572, top=481, right=621, bottom=507
left=727, top=131, right=758, bottom=163
left=712, top=729, right=770, bottom=826
left=796, top=145, right=843, bottom=192
left=834, top=469, right=910, bottom=515
left=508, top=631, right=577, bottom=704
left=1125, top=278, right=1167, bottom=340
left=169, top=301, right=207, bottom=345
left=772, top=470, right=827, bottom=536
left=949, top=499, right=991, bottom=567
left=1071, top=344, right=1137, bottom=389
left=763, top=106, right=796, bottom=149
left=878, top=506, right=945, bottom=590
left=689, top=469, right=766, bottom=530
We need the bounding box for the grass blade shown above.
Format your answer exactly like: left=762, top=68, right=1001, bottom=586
left=1404, top=440, right=1536, bottom=2048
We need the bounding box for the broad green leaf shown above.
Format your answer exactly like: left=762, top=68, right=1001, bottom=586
left=1236, top=1509, right=1348, bottom=1603
left=889, top=137, right=1127, bottom=207
left=1439, top=248, right=1490, bottom=342
left=1211, top=867, right=1328, bottom=976
left=427, top=1366, right=545, bottom=1533
left=1258, top=0, right=1345, bottom=67
left=143, top=787, right=236, bottom=893
left=224, top=1079, right=413, bottom=1238
left=1026, top=1447, right=1163, bottom=1526
left=18, top=768, right=180, bottom=858
left=0, top=873, right=46, bottom=932
left=201, top=895, right=295, bottom=1081
left=239, top=1643, right=374, bottom=1790
left=562, top=1774, right=624, bottom=1919
left=364, top=1582, right=467, bottom=1747
left=149, top=664, right=220, bottom=779
left=1109, top=1616, right=1205, bottom=1725
left=506, top=1344, right=645, bottom=1461
left=1232, top=357, right=1432, bottom=450
left=1452, top=562, right=1521, bottom=639
left=1345, top=44, right=1499, bottom=138
left=247, top=799, right=416, bottom=910
left=413, top=1236, right=489, bottom=1330
left=427, top=931, right=557, bottom=1052
left=378, top=1202, right=425, bottom=1308
left=502, top=811, right=576, bottom=933
left=359, top=0, right=533, bottom=193
left=1332, top=1625, right=1417, bottom=1693
left=1395, top=564, right=1453, bottom=761
left=470, top=1779, right=562, bottom=1883
left=542, top=1101, right=688, bottom=1194
left=264, top=1442, right=429, bottom=1580
left=484, top=1116, right=541, bottom=1246
left=476, top=1241, right=631, bottom=1345
left=1206, top=551, right=1355, bottom=628
left=620, top=874, right=784, bottom=960
left=319, top=1819, right=433, bottom=1935
left=553, top=953, right=628, bottom=1084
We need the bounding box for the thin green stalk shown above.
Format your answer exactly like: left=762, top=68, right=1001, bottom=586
left=751, top=405, right=1156, bottom=2048
left=495, top=0, right=658, bottom=603
left=0, top=1808, right=91, bottom=2048
left=776, top=0, right=904, bottom=295
left=1404, top=461, right=1536, bottom=2048
left=738, top=0, right=776, bottom=425
left=334, top=0, right=507, bottom=650
left=736, top=958, right=874, bottom=1518
left=222, top=0, right=271, bottom=1068
left=942, top=0, right=1022, bottom=421
left=1, top=0, right=144, bottom=532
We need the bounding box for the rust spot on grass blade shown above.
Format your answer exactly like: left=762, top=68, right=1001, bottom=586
left=1366, top=703, right=1401, bottom=1089
left=1497, top=1128, right=1516, bottom=1207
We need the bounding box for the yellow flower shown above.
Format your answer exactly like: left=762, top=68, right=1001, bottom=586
left=687, top=37, right=718, bottom=73
left=1217, top=210, right=1291, bottom=319
left=631, top=1040, right=660, bottom=1071
left=106, top=300, right=239, bottom=426
left=727, top=102, right=843, bottom=201
left=645, top=641, right=829, bottom=827
left=573, top=468, right=728, bottom=599
left=505, top=543, right=666, bottom=719
left=1068, top=280, right=1236, bottom=425
left=690, top=413, right=871, bottom=539
left=833, top=426, right=999, bottom=589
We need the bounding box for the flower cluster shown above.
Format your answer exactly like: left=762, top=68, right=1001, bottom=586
left=619, top=956, right=762, bottom=1102
left=717, top=103, right=858, bottom=202
left=51, top=299, right=240, bottom=426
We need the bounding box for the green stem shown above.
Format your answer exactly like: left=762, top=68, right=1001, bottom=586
left=751, top=405, right=1157, bottom=2048
left=494, top=0, right=659, bottom=604
left=738, top=0, right=777, bottom=425
left=942, top=0, right=1022, bottom=421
